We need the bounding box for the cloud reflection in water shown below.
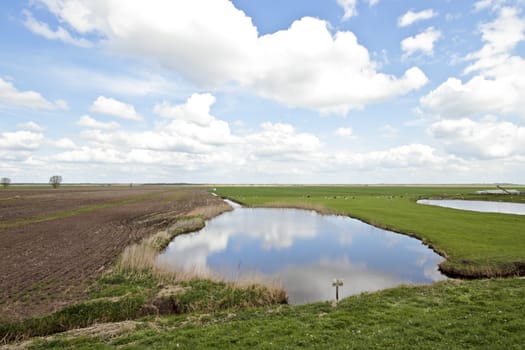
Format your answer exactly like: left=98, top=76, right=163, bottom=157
left=157, top=206, right=446, bottom=304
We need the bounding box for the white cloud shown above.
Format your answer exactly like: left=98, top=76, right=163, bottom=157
left=474, top=0, right=496, bottom=11
left=0, top=131, right=44, bottom=151
left=429, top=118, right=525, bottom=159
left=253, top=18, right=428, bottom=114
left=32, top=0, right=428, bottom=114
left=398, top=9, right=437, bottom=27
left=337, top=0, right=380, bottom=20
left=335, top=127, right=354, bottom=137
left=338, top=0, right=358, bottom=20
left=154, top=93, right=216, bottom=126
left=246, top=122, right=322, bottom=160
left=421, top=7, right=525, bottom=119
left=17, top=121, right=44, bottom=132
left=473, top=0, right=511, bottom=11
left=380, top=124, right=399, bottom=138
left=464, top=7, right=525, bottom=74
left=49, top=66, right=180, bottom=97
left=90, top=96, right=142, bottom=121
left=23, top=10, right=93, bottom=47
left=54, top=146, right=126, bottom=164
left=420, top=73, right=525, bottom=119
left=0, top=78, right=67, bottom=110
left=332, top=144, right=459, bottom=170
left=77, top=115, right=120, bottom=130
left=48, top=137, right=77, bottom=149
left=401, top=27, right=441, bottom=57
left=59, top=93, right=239, bottom=163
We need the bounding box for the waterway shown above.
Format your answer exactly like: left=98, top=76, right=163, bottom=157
left=158, top=200, right=446, bottom=304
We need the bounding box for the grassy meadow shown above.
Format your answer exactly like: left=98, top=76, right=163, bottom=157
left=3, top=185, right=525, bottom=348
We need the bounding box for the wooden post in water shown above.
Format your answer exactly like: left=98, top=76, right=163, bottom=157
left=332, top=278, right=344, bottom=301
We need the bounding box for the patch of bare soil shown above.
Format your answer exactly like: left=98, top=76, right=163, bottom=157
left=0, top=187, right=224, bottom=322
left=0, top=187, right=167, bottom=222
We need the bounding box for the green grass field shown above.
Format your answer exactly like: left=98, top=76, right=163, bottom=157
left=18, top=279, right=525, bottom=349
left=216, top=186, right=525, bottom=277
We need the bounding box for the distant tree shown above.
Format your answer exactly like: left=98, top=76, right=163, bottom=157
left=49, top=175, right=62, bottom=188
left=1, top=177, right=10, bottom=189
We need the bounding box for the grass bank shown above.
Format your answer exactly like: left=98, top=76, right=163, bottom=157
left=8, top=278, right=525, bottom=349
left=216, top=186, right=525, bottom=278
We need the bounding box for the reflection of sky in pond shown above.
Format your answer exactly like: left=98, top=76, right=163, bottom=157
left=158, top=206, right=446, bottom=304
left=418, top=199, right=525, bottom=215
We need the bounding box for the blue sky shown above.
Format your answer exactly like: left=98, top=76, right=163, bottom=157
left=1, top=0, right=525, bottom=183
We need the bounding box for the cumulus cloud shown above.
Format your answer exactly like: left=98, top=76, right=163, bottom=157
left=254, top=18, right=428, bottom=114
left=338, top=0, right=358, bottom=20
left=246, top=122, right=322, bottom=160
left=421, top=7, right=525, bottom=119
left=420, top=74, right=524, bottom=118
left=17, top=121, right=44, bottom=132
left=335, top=127, right=354, bottom=137
left=337, top=0, right=380, bottom=20
left=401, top=27, right=441, bottom=57
left=0, top=78, right=67, bottom=110
left=23, top=10, right=93, bottom=47
left=464, top=7, right=525, bottom=74
left=48, top=137, right=77, bottom=149
left=380, top=124, right=399, bottom=138
left=77, top=115, right=120, bottom=130
left=429, top=118, right=525, bottom=159
left=30, top=0, right=427, bottom=114
left=332, top=144, right=455, bottom=170
left=0, top=131, right=44, bottom=151
left=90, top=96, right=142, bottom=121
left=398, top=9, right=438, bottom=27
left=473, top=0, right=511, bottom=11
left=154, top=93, right=216, bottom=126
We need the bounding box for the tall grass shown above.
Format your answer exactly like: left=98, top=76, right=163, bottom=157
left=116, top=217, right=205, bottom=275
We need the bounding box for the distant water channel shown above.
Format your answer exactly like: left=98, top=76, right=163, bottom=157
left=417, top=199, right=525, bottom=215
left=158, top=200, right=446, bottom=304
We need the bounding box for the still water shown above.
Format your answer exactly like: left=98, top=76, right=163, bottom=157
left=417, top=199, right=525, bottom=215
left=158, top=201, right=446, bottom=304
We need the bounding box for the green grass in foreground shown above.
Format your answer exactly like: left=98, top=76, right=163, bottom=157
left=216, top=186, right=525, bottom=278
left=19, top=278, right=525, bottom=349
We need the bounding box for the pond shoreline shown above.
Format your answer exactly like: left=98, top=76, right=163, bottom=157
left=169, top=195, right=446, bottom=303
left=217, top=193, right=525, bottom=279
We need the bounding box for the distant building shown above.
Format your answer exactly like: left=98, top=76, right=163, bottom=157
left=476, top=189, right=521, bottom=195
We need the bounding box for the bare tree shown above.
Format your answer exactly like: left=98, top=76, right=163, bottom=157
left=49, top=175, right=62, bottom=188
left=1, top=177, right=10, bottom=189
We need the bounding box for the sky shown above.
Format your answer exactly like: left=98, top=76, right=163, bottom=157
left=1, top=0, right=525, bottom=184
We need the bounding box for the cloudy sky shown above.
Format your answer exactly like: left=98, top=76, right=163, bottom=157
left=1, top=0, right=525, bottom=184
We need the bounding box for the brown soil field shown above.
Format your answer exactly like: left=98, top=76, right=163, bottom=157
left=0, top=186, right=223, bottom=322
left=0, top=187, right=168, bottom=222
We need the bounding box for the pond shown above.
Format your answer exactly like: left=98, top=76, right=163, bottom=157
left=417, top=199, right=525, bottom=215
left=157, top=200, right=446, bottom=304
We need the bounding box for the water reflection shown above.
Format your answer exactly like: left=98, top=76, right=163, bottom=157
left=418, top=199, right=525, bottom=215
left=158, top=206, right=446, bottom=304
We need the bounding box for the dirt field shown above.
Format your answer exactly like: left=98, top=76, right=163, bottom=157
left=0, top=186, right=222, bottom=322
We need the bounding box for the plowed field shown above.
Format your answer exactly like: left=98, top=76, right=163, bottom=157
left=0, top=186, right=221, bottom=321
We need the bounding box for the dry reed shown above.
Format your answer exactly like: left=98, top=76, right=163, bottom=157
left=114, top=213, right=287, bottom=302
